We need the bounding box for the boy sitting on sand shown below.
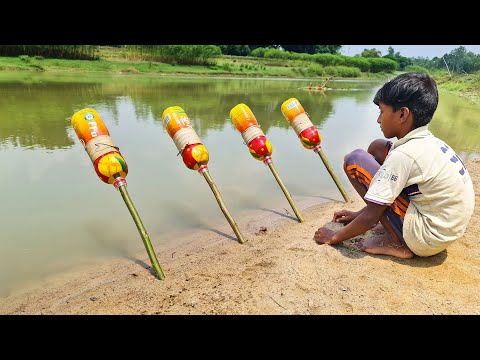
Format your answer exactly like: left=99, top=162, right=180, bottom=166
left=314, top=72, right=475, bottom=259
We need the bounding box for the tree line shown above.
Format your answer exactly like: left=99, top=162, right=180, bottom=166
left=1, top=45, right=479, bottom=74
left=410, top=46, right=480, bottom=74
left=219, top=45, right=342, bottom=56
left=359, top=46, right=480, bottom=74
left=0, top=45, right=99, bottom=60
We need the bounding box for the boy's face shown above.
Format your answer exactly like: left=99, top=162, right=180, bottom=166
left=376, top=102, right=402, bottom=139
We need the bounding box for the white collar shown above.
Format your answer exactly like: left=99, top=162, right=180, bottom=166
left=392, top=125, right=431, bottom=149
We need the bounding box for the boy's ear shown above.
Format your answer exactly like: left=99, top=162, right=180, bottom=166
left=400, top=107, right=410, bottom=119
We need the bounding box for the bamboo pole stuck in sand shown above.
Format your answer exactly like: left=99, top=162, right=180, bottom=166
left=280, top=98, right=350, bottom=203
left=162, top=106, right=246, bottom=244
left=201, top=170, right=246, bottom=243
left=316, top=148, right=350, bottom=203
left=266, top=161, right=305, bottom=222
left=115, top=175, right=165, bottom=279
left=229, top=103, right=305, bottom=223
left=71, top=108, right=165, bottom=280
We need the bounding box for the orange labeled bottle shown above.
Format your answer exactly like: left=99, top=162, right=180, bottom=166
left=229, top=104, right=272, bottom=162
left=281, top=98, right=321, bottom=150
left=71, top=108, right=128, bottom=185
left=162, top=106, right=209, bottom=171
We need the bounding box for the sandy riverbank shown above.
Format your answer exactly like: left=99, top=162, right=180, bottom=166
left=1, top=159, right=478, bottom=315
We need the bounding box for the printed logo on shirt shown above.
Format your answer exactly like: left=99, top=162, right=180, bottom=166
left=375, top=167, right=398, bottom=183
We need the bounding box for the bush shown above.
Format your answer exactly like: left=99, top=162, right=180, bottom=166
left=125, top=45, right=222, bottom=66
left=324, top=66, right=360, bottom=77
left=311, top=53, right=341, bottom=66
left=219, top=45, right=251, bottom=56
left=19, top=55, right=31, bottom=63
left=29, top=64, right=44, bottom=71
left=404, top=65, right=429, bottom=73
left=367, top=58, right=398, bottom=73
left=306, top=63, right=324, bottom=76
left=342, top=56, right=370, bottom=72
left=221, top=63, right=233, bottom=72
left=251, top=47, right=267, bottom=57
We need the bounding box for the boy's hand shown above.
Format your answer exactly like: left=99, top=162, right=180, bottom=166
left=313, top=227, right=336, bottom=244
left=333, top=209, right=358, bottom=223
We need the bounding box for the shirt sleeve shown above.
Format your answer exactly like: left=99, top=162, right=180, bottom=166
left=364, top=150, right=413, bottom=205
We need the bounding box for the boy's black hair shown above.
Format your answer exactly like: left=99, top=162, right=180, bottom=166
left=373, top=72, right=439, bottom=128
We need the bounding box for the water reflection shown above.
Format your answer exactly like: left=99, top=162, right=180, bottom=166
left=430, top=91, right=480, bottom=153
left=0, top=74, right=381, bottom=150
left=0, top=73, right=478, bottom=295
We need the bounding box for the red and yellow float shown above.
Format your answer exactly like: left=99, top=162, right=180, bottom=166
left=162, top=106, right=209, bottom=173
left=230, top=103, right=273, bottom=164
left=71, top=108, right=128, bottom=188
left=281, top=97, right=350, bottom=203
left=281, top=98, right=322, bottom=152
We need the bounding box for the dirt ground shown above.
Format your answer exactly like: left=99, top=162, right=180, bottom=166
left=1, top=159, right=479, bottom=315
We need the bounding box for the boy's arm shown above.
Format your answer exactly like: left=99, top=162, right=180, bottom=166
left=316, top=150, right=412, bottom=245
left=333, top=206, right=366, bottom=222
left=317, top=202, right=387, bottom=245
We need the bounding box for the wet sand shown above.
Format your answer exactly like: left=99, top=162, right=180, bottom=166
left=1, top=159, right=479, bottom=315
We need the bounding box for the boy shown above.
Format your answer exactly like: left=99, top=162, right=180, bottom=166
left=314, top=72, right=475, bottom=259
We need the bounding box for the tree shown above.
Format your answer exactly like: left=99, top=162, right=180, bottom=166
left=219, top=45, right=251, bottom=56
left=360, top=48, right=382, bottom=58
left=248, top=45, right=262, bottom=51
left=382, top=46, right=412, bottom=70
left=315, top=45, right=342, bottom=54
left=443, top=46, right=480, bottom=73
left=281, top=45, right=341, bottom=54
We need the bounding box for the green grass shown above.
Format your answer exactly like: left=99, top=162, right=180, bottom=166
left=0, top=46, right=397, bottom=80
left=3, top=46, right=479, bottom=102
left=434, top=70, right=480, bottom=102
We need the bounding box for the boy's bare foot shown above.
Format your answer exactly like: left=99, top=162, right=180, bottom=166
left=371, top=223, right=385, bottom=234
left=354, top=234, right=414, bottom=259
left=338, top=219, right=385, bottom=234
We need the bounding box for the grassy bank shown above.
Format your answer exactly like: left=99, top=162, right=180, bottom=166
left=0, top=46, right=392, bottom=80
left=433, top=70, right=480, bottom=102
left=1, top=46, right=480, bottom=102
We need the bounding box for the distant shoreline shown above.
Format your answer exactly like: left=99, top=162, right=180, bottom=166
left=0, top=64, right=477, bottom=103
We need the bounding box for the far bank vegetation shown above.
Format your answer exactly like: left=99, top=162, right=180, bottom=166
left=1, top=45, right=480, bottom=98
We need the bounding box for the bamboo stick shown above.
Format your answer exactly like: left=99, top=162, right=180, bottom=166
left=202, top=170, right=246, bottom=244
left=116, top=178, right=166, bottom=280
left=316, top=148, right=350, bottom=203
left=266, top=161, right=305, bottom=223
